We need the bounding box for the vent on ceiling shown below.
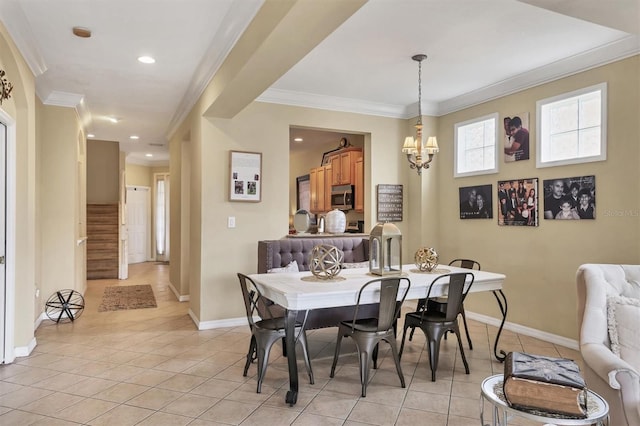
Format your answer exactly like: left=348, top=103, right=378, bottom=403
left=148, top=143, right=164, bottom=147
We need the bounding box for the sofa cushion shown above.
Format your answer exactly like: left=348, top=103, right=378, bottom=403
left=607, top=295, right=640, bottom=372
left=267, top=260, right=299, bottom=273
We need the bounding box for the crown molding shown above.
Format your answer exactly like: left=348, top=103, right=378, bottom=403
left=165, top=0, right=264, bottom=140
left=437, top=35, right=640, bottom=116
left=0, top=1, right=47, bottom=76
left=258, top=88, right=440, bottom=119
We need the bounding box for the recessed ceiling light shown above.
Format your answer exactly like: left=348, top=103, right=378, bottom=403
left=129, top=135, right=139, bottom=140
left=87, top=133, right=95, bottom=138
left=294, top=137, right=303, bottom=142
left=138, top=56, right=155, bottom=64
left=72, top=27, right=91, bottom=38
left=145, top=153, right=153, bottom=157
left=107, top=117, right=118, bottom=123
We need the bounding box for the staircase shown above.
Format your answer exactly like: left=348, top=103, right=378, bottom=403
left=87, top=203, right=119, bottom=279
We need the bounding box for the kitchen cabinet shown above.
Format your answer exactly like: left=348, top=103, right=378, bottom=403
left=330, top=148, right=362, bottom=185
left=309, top=165, right=332, bottom=213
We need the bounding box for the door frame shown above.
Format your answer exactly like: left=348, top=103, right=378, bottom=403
left=0, top=108, right=17, bottom=364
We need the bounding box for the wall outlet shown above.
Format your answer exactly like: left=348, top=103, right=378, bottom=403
left=35, top=288, right=40, bottom=298
left=228, top=216, right=236, bottom=228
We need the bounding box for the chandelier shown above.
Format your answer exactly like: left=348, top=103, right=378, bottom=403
left=402, top=54, right=438, bottom=175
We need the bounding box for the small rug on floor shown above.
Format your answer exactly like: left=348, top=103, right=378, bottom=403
left=98, top=285, right=157, bottom=312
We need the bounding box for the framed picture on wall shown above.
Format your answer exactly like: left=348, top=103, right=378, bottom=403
left=497, top=178, right=539, bottom=226
left=503, top=112, right=530, bottom=162
left=543, top=175, right=595, bottom=220
left=229, top=150, right=262, bottom=202
left=459, top=184, right=493, bottom=219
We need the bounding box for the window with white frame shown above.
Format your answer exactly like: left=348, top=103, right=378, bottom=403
left=537, top=82, right=607, bottom=168
left=454, top=113, right=499, bottom=177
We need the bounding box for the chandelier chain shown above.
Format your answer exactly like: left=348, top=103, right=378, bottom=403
left=417, top=59, right=422, bottom=120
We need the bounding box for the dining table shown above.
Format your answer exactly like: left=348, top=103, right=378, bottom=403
left=248, top=264, right=508, bottom=406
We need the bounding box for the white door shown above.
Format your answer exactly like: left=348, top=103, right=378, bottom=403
left=126, top=186, right=149, bottom=264
left=0, top=122, right=6, bottom=362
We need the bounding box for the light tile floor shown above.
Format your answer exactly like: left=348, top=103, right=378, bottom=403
left=0, top=262, right=583, bottom=425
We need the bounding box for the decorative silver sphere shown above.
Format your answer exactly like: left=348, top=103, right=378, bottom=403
left=309, top=244, right=344, bottom=279
left=415, top=247, right=439, bottom=272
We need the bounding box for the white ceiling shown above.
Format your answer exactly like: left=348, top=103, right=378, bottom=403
left=1, top=0, right=638, bottom=164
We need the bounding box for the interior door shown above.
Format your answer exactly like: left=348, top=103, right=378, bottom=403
left=126, top=186, right=149, bottom=264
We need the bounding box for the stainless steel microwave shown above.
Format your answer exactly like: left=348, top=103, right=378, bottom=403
left=331, top=184, right=354, bottom=210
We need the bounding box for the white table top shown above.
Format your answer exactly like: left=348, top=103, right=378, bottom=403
left=248, top=265, right=505, bottom=311
left=480, top=374, right=609, bottom=425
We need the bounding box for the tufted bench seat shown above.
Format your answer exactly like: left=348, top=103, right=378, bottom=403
left=257, top=237, right=378, bottom=330
left=577, top=264, right=640, bottom=425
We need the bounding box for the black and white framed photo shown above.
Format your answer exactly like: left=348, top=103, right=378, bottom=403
left=497, top=178, right=539, bottom=226
left=229, top=150, right=262, bottom=202
left=543, top=175, right=595, bottom=220
left=459, top=184, right=493, bottom=219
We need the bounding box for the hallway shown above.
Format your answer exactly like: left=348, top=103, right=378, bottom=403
left=0, top=263, right=578, bottom=425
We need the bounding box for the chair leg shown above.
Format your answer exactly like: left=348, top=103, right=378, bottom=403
left=330, top=330, right=344, bottom=378
left=387, top=337, right=406, bottom=389
left=372, top=343, right=378, bottom=369
left=243, top=335, right=256, bottom=377
left=255, top=333, right=281, bottom=393
left=454, top=326, right=470, bottom=374
left=399, top=323, right=410, bottom=359
left=358, top=348, right=372, bottom=397
left=297, top=330, right=314, bottom=385
left=425, top=328, right=444, bottom=382
left=408, top=299, right=426, bottom=341
left=460, top=306, right=473, bottom=350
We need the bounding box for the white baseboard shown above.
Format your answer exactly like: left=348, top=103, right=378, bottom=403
left=187, top=309, right=247, bottom=330
left=13, top=337, right=37, bottom=358
left=168, top=282, right=189, bottom=302
left=465, top=311, right=579, bottom=350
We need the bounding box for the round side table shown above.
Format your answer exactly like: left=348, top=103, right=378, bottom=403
left=480, top=374, right=609, bottom=426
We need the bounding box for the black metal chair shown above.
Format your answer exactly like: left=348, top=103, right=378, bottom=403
left=238, top=273, right=314, bottom=393
left=409, top=258, right=480, bottom=349
left=399, top=272, right=475, bottom=381
left=330, top=276, right=410, bottom=397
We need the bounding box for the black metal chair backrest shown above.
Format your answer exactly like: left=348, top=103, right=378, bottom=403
left=351, top=277, right=411, bottom=332
left=448, top=258, right=481, bottom=271
left=421, top=273, right=475, bottom=322
left=237, top=273, right=281, bottom=327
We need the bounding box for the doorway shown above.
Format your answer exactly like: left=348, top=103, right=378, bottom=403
left=126, top=186, right=150, bottom=264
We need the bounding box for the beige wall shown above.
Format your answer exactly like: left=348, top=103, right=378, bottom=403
left=0, top=20, right=38, bottom=353
left=37, top=104, right=86, bottom=312
left=435, top=56, right=640, bottom=339
left=87, top=140, right=119, bottom=203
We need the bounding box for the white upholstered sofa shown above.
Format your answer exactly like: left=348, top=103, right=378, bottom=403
left=576, top=264, right=640, bottom=426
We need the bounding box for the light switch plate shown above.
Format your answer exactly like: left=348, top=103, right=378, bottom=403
left=228, top=216, right=236, bottom=228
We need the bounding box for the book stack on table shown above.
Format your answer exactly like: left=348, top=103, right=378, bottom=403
left=503, top=351, right=588, bottom=418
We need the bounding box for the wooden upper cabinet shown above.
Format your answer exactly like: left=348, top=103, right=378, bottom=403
left=330, top=148, right=362, bottom=186
left=310, top=165, right=331, bottom=213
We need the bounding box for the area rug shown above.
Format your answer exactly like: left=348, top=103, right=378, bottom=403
left=98, top=285, right=157, bottom=312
